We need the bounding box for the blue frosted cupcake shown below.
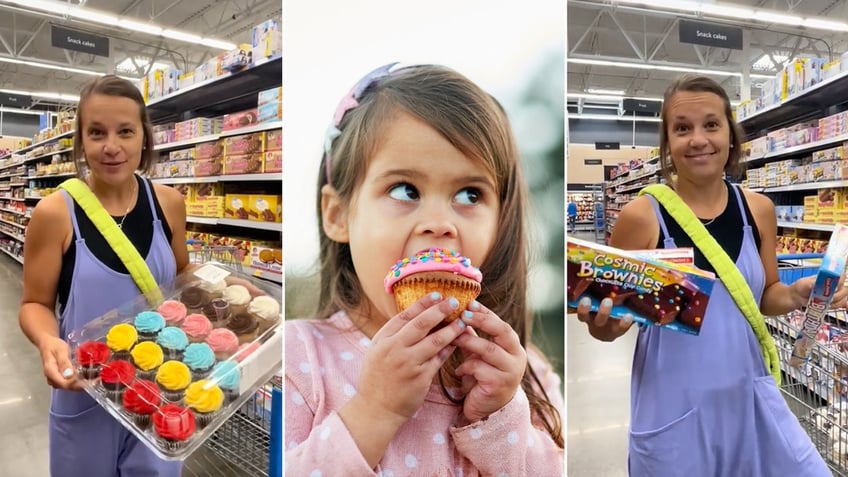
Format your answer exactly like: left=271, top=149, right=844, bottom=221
left=183, top=342, right=216, bottom=380
left=156, top=326, right=189, bottom=361
left=210, top=361, right=241, bottom=403
left=135, top=311, right=166, bottom=342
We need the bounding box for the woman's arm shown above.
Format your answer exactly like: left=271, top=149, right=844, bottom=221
left=19, top=193, right=79, bottom=389
left=747, top=190, right=806, bottom=315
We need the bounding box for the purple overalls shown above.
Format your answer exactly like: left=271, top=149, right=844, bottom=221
left=49, top=178, right=182, bottom=476
left=629, top=186, right=830, bottom=476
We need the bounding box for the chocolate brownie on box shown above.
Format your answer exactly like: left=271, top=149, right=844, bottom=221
left=625, top=285, right=681, bottom=326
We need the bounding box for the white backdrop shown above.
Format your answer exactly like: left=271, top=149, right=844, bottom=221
left=283, top=0, right=565, bottom=275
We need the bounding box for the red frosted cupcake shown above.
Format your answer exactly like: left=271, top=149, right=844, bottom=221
left=76, top=341, right=110, bottom=379
left=123, top=380, right=162, bottom=429
left=153, top=403, right=196, bottom=452
left=100, top=359, right=136, bottom=403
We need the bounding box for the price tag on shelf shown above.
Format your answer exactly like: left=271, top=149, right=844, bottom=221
left=193, top=263, right=231, bottom=284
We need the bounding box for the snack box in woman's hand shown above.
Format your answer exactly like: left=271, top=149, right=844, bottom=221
left=66, top=263, right=282, bottom=460
left=567, top=238, right=716, bottom=335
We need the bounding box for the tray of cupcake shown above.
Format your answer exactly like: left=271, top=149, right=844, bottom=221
left=67, top=262, right=283, bottom=460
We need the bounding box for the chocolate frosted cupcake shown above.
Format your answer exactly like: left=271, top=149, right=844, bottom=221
left=202, top=298, right=231, bottom=329
left=226, top=313, right=259, bottom=344
left=180, top=286, right=210, bottom=314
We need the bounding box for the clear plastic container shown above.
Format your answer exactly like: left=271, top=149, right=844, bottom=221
left=66, top=262, right=282, bottom=460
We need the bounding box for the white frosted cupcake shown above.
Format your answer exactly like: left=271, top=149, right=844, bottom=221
left=248, top=295, right=281, bottom=333
left=198, top=279, right=227, bottom=299
left=222, top=285, right=251, bottom=315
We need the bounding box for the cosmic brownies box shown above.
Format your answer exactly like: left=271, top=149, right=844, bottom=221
left=789, top=223, right=848, bottom=367
left=567, top=238, right=716, bottom=335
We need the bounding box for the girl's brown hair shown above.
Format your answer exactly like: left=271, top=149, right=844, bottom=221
left=73, top=75, right=156, bottom=177
left=317, top=64, right=563, bottom=447
left=658, top=74, right=744, bottom=184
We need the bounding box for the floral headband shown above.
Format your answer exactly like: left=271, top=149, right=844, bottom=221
left=323, top=62, right=400, bottom=187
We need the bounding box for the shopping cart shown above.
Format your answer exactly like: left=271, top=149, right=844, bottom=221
left=181, top=245, right=282, bottom=477
left=768, top=254, right=848, bottom=476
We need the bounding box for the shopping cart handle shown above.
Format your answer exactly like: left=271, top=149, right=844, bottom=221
left=776, top=253, right=824, bottom=261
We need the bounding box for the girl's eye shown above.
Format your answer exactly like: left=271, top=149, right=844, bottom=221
left=455, top=188, right=481, bottom=205
left=388, top=183, right=419, bottom=201
left=88, top=129, right=103, bottom=137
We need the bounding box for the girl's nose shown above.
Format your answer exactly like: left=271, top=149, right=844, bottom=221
left=415, top=202, right=458, bottom=238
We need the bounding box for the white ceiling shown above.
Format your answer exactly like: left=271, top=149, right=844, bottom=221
left=568, top=0, right=848, bottom=103
left=0, top=0, right=280, bottom=110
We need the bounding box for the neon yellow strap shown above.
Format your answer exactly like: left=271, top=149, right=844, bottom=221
left=59, top=178, right=163, bottom=305
left=640, top=184, right=781, bottom=385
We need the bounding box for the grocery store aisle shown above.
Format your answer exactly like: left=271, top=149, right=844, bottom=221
left=567, top=229, right=634, bottom=476
left=0, top=255, right=246, bottom=476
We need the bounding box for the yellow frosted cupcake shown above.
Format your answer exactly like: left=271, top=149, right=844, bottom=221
left=130, top=341, right=164, bottom=381
left=155, top=360, right=192, bottom=402
left=384, top=248, right=482, bottom=323
left=185, top=379, right=225, bottom=428
left=106, top=323, right=138, bottom=361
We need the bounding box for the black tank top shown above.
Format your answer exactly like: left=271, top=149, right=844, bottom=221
left=57, top=175, right=173, bottom=308
left=654, top=181, right=762, bottom=275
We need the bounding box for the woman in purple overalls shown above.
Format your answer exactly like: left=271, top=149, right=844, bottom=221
left=19, top=76, right=188, bottom=475
left=577, top=75, right=847, bottom=476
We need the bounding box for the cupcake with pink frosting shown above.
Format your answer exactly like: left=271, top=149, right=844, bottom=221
left=206, top=328, right=240, bottom=360
left=157, top=300, right=187, bottom=327
left=182, top=313, right=212, bottom=343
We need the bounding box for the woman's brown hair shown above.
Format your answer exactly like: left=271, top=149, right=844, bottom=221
left=317, top=64, right=563, bottom=447
left=73, top=75, right=156, bottom=177
left=658, top=74, right=744, bottom=184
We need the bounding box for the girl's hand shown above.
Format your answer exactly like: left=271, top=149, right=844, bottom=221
left=451, top=301, right=527, bottom=424
left=354, top=292, right=468, bottom=426
left=38, top=336, right=83, bottom=391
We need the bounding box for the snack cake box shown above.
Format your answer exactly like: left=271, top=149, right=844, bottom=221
left=66, top=263, right=282, bottom=460
left=790, top=224, right=848, bottom=367
left=567, top=238, right=716, bottom=335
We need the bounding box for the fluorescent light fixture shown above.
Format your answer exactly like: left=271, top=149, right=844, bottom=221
left=756, top=12, right=803, bottom=26
left=587, top=88, right=626, bottom=95
left=700, top=4, right=754, bottom=19
left=568, top=92, right=740, bottom=107
left=616, top=0, right=699, bottom=13
left=568, top=113, right=662, bottom=123
left=0, top=106, right=54, bottom=116
left=0, top=88, right=80, bottom=102
left=0, top=0, right=236, bottom=50
left=802, top=19, right=848, bottom=32
left=0, top=56, right=137, bottom=81
left=569, top=58, right=774, bottom=79
left=116, top=57, right=169, bottom=75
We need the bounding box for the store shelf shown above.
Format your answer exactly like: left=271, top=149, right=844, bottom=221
left=739, top=70, right=848, bottom=134
left=745, top=132, right=848, bottom=166
left=0, top=218, right=25, bottom=230
left=0, top=247, right=22, bottom=264
left=0, top=228, right=25, bottom=242
left=153, top=121, right=282, bottom=152
left=23, top=172, right=75, bottom=180
left=0, top=147, right=73, bottom=173
left=0, top=130, right=74, bottom=162
left=249, top=267, right=282, bottom=284
left=777, top=221, right=835, bottom=232
left=146, top=56, right=282, bottom=122
left=152, top=173, right=281, bottom=185
left=765, top=181, right=848, bottom=193
left=0, top=208, right=24, bottom=216
left=186, top=217, right=280, bottom=232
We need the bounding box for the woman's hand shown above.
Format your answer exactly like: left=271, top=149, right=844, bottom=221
left=790, top=272, right=848, bottom=311
left=38, top=336, right=82, bottom=391
left=451, top=301, right=527, bottom=424
left=575, top=297, right=634, bottom=342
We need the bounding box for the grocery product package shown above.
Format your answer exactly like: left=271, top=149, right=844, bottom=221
left=66, top=262, right=282, bottom=460
left=790, top=224, right=848, bottom=367
left=567, top=237, right=716, bottom=335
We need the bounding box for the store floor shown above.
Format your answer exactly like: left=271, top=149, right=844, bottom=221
left=0, top=255, right=252, bottom=477
left=567, top=229, right=633, bottom=476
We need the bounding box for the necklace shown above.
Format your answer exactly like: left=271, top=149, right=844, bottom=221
left=114, top=180, right=137, bottom=229
left=700, top=216, right=718, bottom=227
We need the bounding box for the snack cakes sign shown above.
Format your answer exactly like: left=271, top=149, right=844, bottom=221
left=51, top=25, right=110, bottom=58
left=679, top=20, right=742, bottom=51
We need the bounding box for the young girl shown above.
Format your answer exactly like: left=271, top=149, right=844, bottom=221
left=285, top=63, right=565, bottom=476
left=577, top=75, right=846, bottom=476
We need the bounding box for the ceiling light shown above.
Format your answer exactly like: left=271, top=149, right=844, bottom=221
left=568, top=113, right=662, bottom=123
left=0, top=55, right=137, bottom=81
left=756, top=12, right=803, bottom=26
left=0, top=0, right=236, bottom=50
left=802, top=19, right=848, bottom=32
left=0, top=88, right=80, bottom=102
left=587, top=88, right=626, bottom=95
left=568, top=92, right=740, bottom=107
left=569, top=58, right=774, bottom=79
left=0, top=106, right=54, bottom=116
left=700, top=4, right=754, bottom=19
